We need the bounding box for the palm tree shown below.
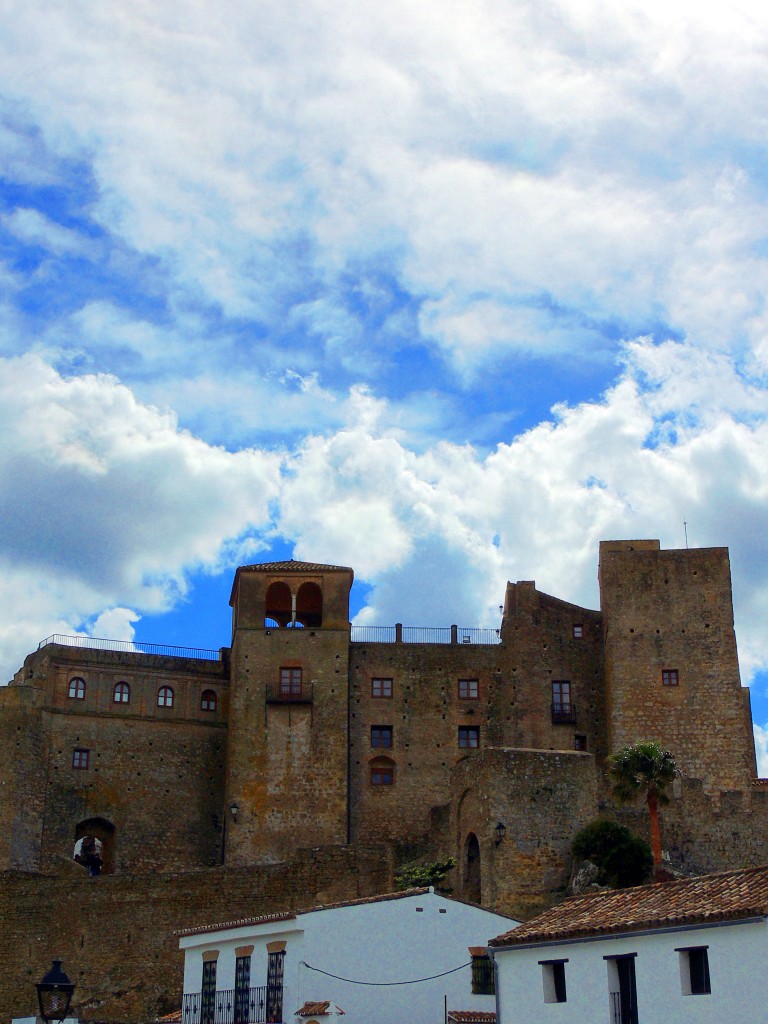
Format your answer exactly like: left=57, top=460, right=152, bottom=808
left=609, top=741, right=678, bottom=878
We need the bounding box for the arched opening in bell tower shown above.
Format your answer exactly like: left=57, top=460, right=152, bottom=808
left=265, top=581, right=292, bottom=627
left=73, top=817, right=116, bottom=875
left=296, top=582, right=323, bottom=627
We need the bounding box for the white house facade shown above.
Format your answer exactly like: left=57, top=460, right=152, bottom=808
left=488, top=864, right=768, bottom=1024
left=178, top=888, right=519, bottom=1024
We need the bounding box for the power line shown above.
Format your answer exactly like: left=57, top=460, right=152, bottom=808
left=300, top=960, right=472, bottom=986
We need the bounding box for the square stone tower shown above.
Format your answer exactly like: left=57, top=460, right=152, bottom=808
left=599, top=540, right=756, bottom=793
left=224, top=560, right=353, bottom=864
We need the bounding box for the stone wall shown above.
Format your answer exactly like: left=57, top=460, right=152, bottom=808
left=449, top=748, right=599, bottom=920
left=0, top=845, right=393, bottom=1023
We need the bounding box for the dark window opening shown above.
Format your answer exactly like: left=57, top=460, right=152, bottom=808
left=296, top=581, right=323, bottom=628
left=201, top=961, right=217, bottom=1024
left=157, top=685, right=174, bottom=708
left=113, top=681, right=130, bottom=704
left=280, top=667, right=302, bottom=696
left=68, top=677, right=86, bottom=700
left=234, top=954, right=252, bottom=1024
left=606, top=954, right=638, bottom=1024
left=72, top=748, right=89, bottom=770
left=266, top=950, right=285, bottom=1023
left=459, top=678, right=479, bottom=699
left=371, top=725, right=393, bottom=748
left=676, top=946, right=711, bottom=996
left=200, top=689, right=217, bottom=712
left=471, top=955, right=495, bottom=995
left=370, top=757, right=395, bottom=785
left=372, top=677, right=393, bottom=698
left=551, top=680, right=576, bottom=723
left=540, top=959, right=568, bottom=1003
left=574, top=734, right=587, bottom=751
left=464, top=832, right=481, bottom=903
left=458, top=726, right=479, bottom=748
left=264, top=581, right=292, bottom=628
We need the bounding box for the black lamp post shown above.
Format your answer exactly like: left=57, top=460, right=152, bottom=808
left=494, top=821, right=507, bottom=846
left=36, top=960, right=75, bottom=1023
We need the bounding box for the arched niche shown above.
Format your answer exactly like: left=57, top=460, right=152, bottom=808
left=74, top=817, right=116, bottom=875
left=265, top=581, right=292, bottom=627
left=464, top=831, right=481, bottom=904
left=296, top=581, right=323, bottom=627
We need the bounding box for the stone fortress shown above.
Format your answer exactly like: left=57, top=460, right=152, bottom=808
left=1, top=539, right=766, bottom=1019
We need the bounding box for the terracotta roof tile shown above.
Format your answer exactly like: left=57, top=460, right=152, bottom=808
left=295, top=1002, right=345, bottom=1016
left=238, top=560, right=354, bottom=573
left=489, top=864, right=768, bottom=947
left=175, top=911, right=296, bottom=938
left=447, top=1012, right=496, bottom=1023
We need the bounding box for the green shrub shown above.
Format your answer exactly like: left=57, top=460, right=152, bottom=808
left=395, top=857, right=456, bottom=891
left=572, top=819, right=653, bottom=888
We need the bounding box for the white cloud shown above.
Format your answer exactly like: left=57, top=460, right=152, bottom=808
left=0, top=354, right=282, bottom=680
left=754, top=724, right=768, bottom=778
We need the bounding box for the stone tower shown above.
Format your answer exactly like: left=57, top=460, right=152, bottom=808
left=224, top=560, right=353, bottom=865
left=599, top=540, right=756, bottom=793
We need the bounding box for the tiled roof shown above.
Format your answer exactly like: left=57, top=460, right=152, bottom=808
left=176, top=911, right=296, bottom=938
left=295, top=1002, right=345, bottom=1017
left=447, top=1012, right=496, bottom=1023
left=489, top=864, right=768, bottom=948
left=238, top=560, right=354, bottom=573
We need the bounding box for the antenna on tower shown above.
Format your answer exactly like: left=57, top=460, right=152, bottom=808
left=683, top=519, right=689, bottom=549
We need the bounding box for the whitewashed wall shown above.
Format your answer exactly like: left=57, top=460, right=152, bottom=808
left=180, top=889, right=518, bottom=1024
left=492, top=918, right=768, bottom=1024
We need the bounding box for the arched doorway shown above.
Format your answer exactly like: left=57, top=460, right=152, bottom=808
left=74, top=817, right=116, bottom=875
left=464, top=832, right=481, bottom=904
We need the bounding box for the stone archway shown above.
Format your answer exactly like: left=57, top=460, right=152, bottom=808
left=464, top=831, right=481, bottom=904
left=74, top=817, right=116, bottom=875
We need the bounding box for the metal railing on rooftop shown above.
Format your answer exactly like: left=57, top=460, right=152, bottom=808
left=183, top=986, right=268, bottom=1024
left=351, top=625, right=501, bottom=645
left=37, top=634, right=222, bottom=662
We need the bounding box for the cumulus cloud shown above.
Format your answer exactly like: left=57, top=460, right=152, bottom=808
left=0, top=354, right=281, bottom=680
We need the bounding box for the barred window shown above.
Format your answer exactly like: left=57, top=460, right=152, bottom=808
left=471, top=955, right=495, bottom=995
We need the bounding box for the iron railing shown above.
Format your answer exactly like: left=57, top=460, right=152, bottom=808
left=182, top=987, right=268, bottom=1024
left=351, top=625, right=501, bottom=645
left=551, top=702, right=577, bottom=724
left=610, top=991, right=622, bottom=1024
left=265, top=681, right=313, bottom=704
left=38, top=634, right=222, bottom=662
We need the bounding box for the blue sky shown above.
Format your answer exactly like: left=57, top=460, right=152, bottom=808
left=3, top=0, right=768, bottom=767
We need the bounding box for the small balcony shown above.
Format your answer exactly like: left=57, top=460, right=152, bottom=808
left=265, top=681, right=314, bottom=704
left=182, top=987, right=268, bottom=1024
left=551, top=702, right=577, bottom=725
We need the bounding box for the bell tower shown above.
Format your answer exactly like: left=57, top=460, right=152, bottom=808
left=224, top=560, right=353, bottom=865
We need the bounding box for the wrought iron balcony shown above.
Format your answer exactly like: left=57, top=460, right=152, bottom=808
left=182, top=987, right=268, bottom=1024
left=265, top=681, right=313, bottom=704
left=551, top=702, right=577, bottom=724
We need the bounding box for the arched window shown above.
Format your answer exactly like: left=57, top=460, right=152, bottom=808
left=68, top=677, right=86, bottom=700
left=370, top=756, right=395, bottom=786
left=113, top=681, right=130, bottom=704
left=157, top=686, right=174, bottom=708
left=296, top=581, right=322, bottom=627
left=200, top=689, right=217, bottom=712
left=265, top=581, right=292, bottom=627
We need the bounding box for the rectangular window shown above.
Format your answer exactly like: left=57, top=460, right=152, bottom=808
left=471, top=955, right=495, bottom=995
left=676, top=946, right=711, bottom=995
left=201, top=960, right=217, bottom=1024
left=458, top=726, right=479, bottom=748
left=72, top=748, right=89, bottom=770
left=234, top=954, right=252, bottom=1024
left=370, top=761, right=394, bottom=785
left=372, top=677, right=393, bottom=698
left=605, top=953, right=638, bottom=1024
left=574, top=734, right=587, bottom=751
left=266, top=950, right=285, bottom=1023
left=280, top=667, right=302, bottom=696
left=573, top=624, right=583, bottom=638
left=371, top=725, right=393, bottom=748
left=662, top=669, right=679, bottom=686
left=459, top=679, right=479, bottom=699
left=540, top=959, right=568, bottom=1003
left=552, top=681, right=575, bottom=723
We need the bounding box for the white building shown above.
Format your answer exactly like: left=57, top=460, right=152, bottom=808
left=178, top=887, right=518, bottom=1024
left=488, top=864, right=768, bottom=1024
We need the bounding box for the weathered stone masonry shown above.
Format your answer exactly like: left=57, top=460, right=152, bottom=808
left=0, top=541, right=765, bottom=1020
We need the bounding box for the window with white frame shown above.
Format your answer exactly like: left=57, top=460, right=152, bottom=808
left=676, top=945, right=711, bottom=995
left=540, top=959, right=567, bottom=1003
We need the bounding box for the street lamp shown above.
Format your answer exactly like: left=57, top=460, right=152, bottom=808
left=36, top=960, right=75, bottom=1023
left=494, top=822, right=507, bottom=846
